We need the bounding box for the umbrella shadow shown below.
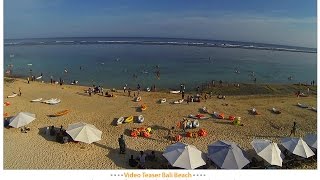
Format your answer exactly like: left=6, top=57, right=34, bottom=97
left=37, top=127, right=58, bottom=142
left=104, top=146, right=140, bottom=169
left=3, top=116, right=13, bottom=128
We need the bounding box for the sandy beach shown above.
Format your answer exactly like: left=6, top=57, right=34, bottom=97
left=3, top=78, right=317, bottom=169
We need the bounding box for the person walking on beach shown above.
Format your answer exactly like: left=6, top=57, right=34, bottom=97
left=50, top=76, right=53, bottom=84
left=181, top=91, right=185, bottom=100
left=118, top=135, right=126, bottom=154
left=18, top=87, right=22, bottom=96
left=289, top=122, right=297, bottom=136
left=27, top=77, right=30, bottom=84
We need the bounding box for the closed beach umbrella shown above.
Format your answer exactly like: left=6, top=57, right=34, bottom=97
left=208, top=140, right=250, bottom=169
left=303, top=133, right=317, bottom=149
left=163, top=142, right=206, bottom=169
left=66, top=122, right=102, bottom=144
left=9, top=112, right=36, bottom=128
left=281, top=137, right=315, bottom=158
left=251, top=139, right=283, bottom=167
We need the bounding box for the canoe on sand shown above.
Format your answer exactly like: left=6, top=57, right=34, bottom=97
left=170, top=90, right=180, bottom=94
left=297, top=103, right=308, bottom=108
left=137, top=115, right=144, bottom=123
left=135, top=96, right=141, bottom=102
left=160, top=98, right=166, bottom=103
left=54, top=110, right=70, bottom=117
left=141, top=105, right=147, bottom=111
left=272, top=107, right=281, bottom=114
left=117, top=117, right=124, bottom=125
left=213, top=112, right=224, bottom=119
left=7, top=93, right=17, bottom=98
left=124, top=116, right=134, bottom=123
left=31, top=98, right=43, bottom=102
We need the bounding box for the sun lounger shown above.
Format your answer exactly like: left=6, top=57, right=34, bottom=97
left=31, top=98, right=43, bottom=102
left=7, top=93, right=17, bottom=98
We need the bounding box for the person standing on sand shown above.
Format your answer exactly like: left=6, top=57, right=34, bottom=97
left=118, top=135, right=126, bottom=154
left=138, top=151, right=147, bottom=169
left=289, top=122, right=297, bottom=136
left=128, top=88, right=131, bottom=97
left=182, top=119, right=187, bottom=132
left=88, top=88, right=92, bottom=96
left=123, top=84, right=127, bottom=93
left=27, top=77, right=30, bottom=84
left=167, top=127, right=175, bottom=143
left=181, top=91, right=185, bottom=100
left=18, top=87, right=22, bottom=96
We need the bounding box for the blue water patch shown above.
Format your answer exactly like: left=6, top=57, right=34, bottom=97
left=3, top=37, right=317, bottom=90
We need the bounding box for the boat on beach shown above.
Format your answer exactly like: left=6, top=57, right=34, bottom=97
left=213, top=112, right=224, bottom=119
left=137, top=115, right=144, bottom=123
left=272, top=107, right=281, bottom=114
left=53, top=109, right=70, bottom=117
left=298, top=103, right=308, bottom=108
left=135, top=96, right=142, bottom=102
left=170, top=90, right=180, bottom=94
left=124, top=116, right=134, bottom=123
left=7, top=93, right=17, bottom=98
left=31, top=98, right=43, bottom=102
left=117, top=117, right=125, bottom=125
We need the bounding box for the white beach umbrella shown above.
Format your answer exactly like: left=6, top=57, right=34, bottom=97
left=208, top=140, right=250, bottom=169
left=281, top=137, right=315, bottom=158
left=66, top=122, right=102, bottom=144
left=9, top=112, right=36, bottom=128
left=251, top=139, right=283, bottom=167
left=303, top=133, right=317, bottom=149
left=163, top=142, right=206, bottom=169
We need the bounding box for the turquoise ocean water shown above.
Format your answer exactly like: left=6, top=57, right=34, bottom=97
left=3, top=37, right=317, bottom=90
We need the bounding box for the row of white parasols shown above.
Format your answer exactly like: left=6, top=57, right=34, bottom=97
left=7, top=112, right=102, bottom=144
left=8, top=112, right=316, bottom=169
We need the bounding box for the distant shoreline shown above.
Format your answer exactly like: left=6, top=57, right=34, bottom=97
left=5, top=77, right=317, bottom=96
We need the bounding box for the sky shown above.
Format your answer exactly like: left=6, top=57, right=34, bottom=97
left=3, top=0, right=317, bottom=48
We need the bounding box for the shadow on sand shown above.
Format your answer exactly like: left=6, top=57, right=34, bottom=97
left=37, top=127, right=57, bottom=142
left=93, top=142, right=168, bottom=169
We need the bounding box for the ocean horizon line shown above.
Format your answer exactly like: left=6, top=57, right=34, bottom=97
left=4, top=36, right=316, bottom=54
left=4, top=36, right=317, bottom=50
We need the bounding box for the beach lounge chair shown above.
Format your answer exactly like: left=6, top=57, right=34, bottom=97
left=7, top=93, right=17, bottom=98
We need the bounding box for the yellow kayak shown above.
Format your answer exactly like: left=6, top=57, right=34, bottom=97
left=124, top=115, right=134, bottom=123
left=54, top=109, right=70, bottom=117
